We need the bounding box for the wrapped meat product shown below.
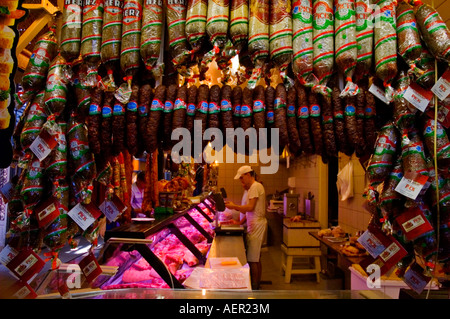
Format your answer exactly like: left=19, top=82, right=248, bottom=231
left=208, top=85, right=221, bottom=138
left=230, top=0, right=249, bottom=52
left=247, top=0, right=269, bottom=88
left=147, top=85, right=166, bottom=153
left=354, top=86, right=365, bottom=156
left=120, top=0, right=143, bottom=85
left=60, top=0, right=83, bottom=62
left=20, top=91, right=47, bottom=150
left=220, top=85, right=234, bottom=132
left=186, top=85, right=197, bottom=136
left=81, top=0, right=104, bottom=82
left=423, top=118, right=450, bottom=169
left=44, top=55, right=71, bottom=118
left=411, top=0, right=450, bottom=63
left=292, top=0, right=314, bottom=86
left=413, top=49, right=435, bottom=89
left=269, top=0, right=294, bottom=88
left=274, top=84, right=289, bottom=152
left=140, top=0, right=163, bottom=73
left=252, top=85, right=266, bottom=138
left=73, top=62, right=92, bottom=118
left=112, top=98, right=127, bottom=155
left=43, top=120, right=68, bottom=179
left=393, top=70, right=415, bottom=133
left=240, top=87, right=253, bottom=132
left=367, top=122, right=399, bottom=186
left=286, top=86, right=301, bottom=156
left=166, top=0, right=191, bottom=69
left=334, top=0, right=359, bottom=97
left=321, top=93, right=337, bottom=158
left=332, top=85, right=352, bottom=155
left=87, top=87, right=104, bottom=155
left=17, top=28, right=58, bottom=107
left=401, top=129, right=428, bottom=183
left=101, top=91, right=115, bottom=157
left=295, top=82, right=314, bottom=155
left=232, top=86, right=242, bottom=129
left=379, top=157, right=404, bottom=219
left=308, top=91, right=323, bottom=157
left=186, top=0, right=207, bottom=52
left=194, top=84, right=209, bottom=153
left=312, top=0, right=334, bottom=96
left=101, top=0, right=124, bottom=88
left=344, top=96, right=361, bottom=152
left=172, top=85, right=188, bottom=147
left=355, top=0, right=373, bottom=80
left=163, top=84, right=177, bottom=151
left=373, top=0, right=397, bottom=102
left=265, top=85, right=275, bottom=129
left=396, top=1, right=422, bottom=74
left=20, top=156, right=45, bottom=211
left=68, top=111, right=96, bottom=186
left=126, top=83, right=139, bottom=156
left=364, top=88, right=377, bottom=153
left=427, top=158, right=450, bottom=209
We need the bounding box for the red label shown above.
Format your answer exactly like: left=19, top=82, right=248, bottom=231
left=83, top=0, right=103, bottom=14
left=6, top=250, right=45, bottom=282
left=123, top=0, right=142, bottom=25
left=395, top=207, right=433, bottom=241
left=79, top=253, right=102, bottom=283
left=34, top=197, right=61, bottom=228
left=104, top=0, right=124, bottom=14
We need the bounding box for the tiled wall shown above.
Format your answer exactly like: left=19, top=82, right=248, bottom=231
left=337, top=154, right=372, bottom=235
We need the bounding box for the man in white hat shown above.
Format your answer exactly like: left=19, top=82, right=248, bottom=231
left=225, top=165, right=266, bottom=290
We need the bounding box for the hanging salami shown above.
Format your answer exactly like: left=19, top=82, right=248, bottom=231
left=112, top=98, right=126, bottom=155
left=186, top=85, right=197, bottom=137
left=44, top=55, right=71, bottom=118
left=274, top=83, right=289, bottom=152
left=252, top=85, right=266, bottom=136
left=100, top=91, right=115, bottom=157
left=140, top=0, right=163, bottom=73
left=20, top=91, right=47, bottom=150
left=147, top=85, right=166, bottom=153
left=166, top=0, right=191, bottom=70
left=230, top=0, right=249, bottom=52
left=126, top=83, right=140, bottom=156
left=162, top=84, right=177, bottom=151
left=232, top=86, right=243, bottom=129
left=186, top=0, right=208, bottom=52
left=87, top=87, right=104, bottom=155
left=295, top=82, right=314, bottom=155
left=354, top=0, right=373, bottom=80
left=286, top=86, right=301, bottom=156
left=220, top=84, right=234, bottom=132
left=321, top=92, right=337, bottom=157
left=332, top=84, right=352, bottom=155
left=60, top=0, right=83, bottom=62
left=172, top=85, right=188, bottom=146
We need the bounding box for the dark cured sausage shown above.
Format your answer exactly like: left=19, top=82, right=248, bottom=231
left=101, top=91, right=115, bottom=158
left=295, top=83, right=313, bottom=155
left=286, top=86, right=301, bottom=156
left=138, top=84, right=153, bottom=153
left=332, top=85, right=352, bottom=156
left=274, top=84, right=289, bottom=152
left=126, top=83, right=140, bottom=156
left=88, top=86, right=104, bottom=155
left=186, top=85, right=197, bottom=137
left=232, top=86, right=242, bottom=129
left=163, top=84, right=177, bottom=151
left=309, top=91, right=324, bottom=158
left=220, top=85, right=234, bottom=131
left=147, top=85, right=166, bottom=153
left=320, top=93, right=337, bottom=158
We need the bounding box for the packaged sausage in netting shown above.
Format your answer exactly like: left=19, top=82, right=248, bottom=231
left=140, top=0, right=164, bottom=75
left=334, top=0, right=359, bottom=97
left=81, top=0, right=104, bottom=87
left=373, top=0, right=397, bottom=102
left=20, top=155, right=45, bottom=211
left=44, top=55, right=72, bottom=118
left=354, top=0, right=373, bottom=81
left=147, top=85, right=166, bottom=153
left=101, top=0, right=124, bottom=90
left=269, top=0, right=294, bottom=88
left=126, top=83, right=139, bottom=156
left=379, top=157, right=404, bottom=219
left=43, top=119, right=68, bottom=179
left=247, top=0, right=270, bottom=88
left=286, top=86, right=302, bottom=156
left=312, top=0, right=334, bottom=96
left=230, top=0, right=249, bottom=53
left=410, top=0, right=450, bottom=64
left=87, top=86, right=104, bottom=155
left=20, top=91, right=47, bottom=150
left=186, top=0, right=207, bottom=53
left=422, top=118, right=450, bottom=170
left=16, top=27, right=58, bottom=107
left=60, top=0, right=83, bottom=63
left=393, top=70, right=415, bottom=134
left=292, top=0, right=315, bottom=87
left=138, top=84, right=153, bottom=153
left=295, top=82, right=314, bottom=155
left=413, top=48, right=436, bottom=89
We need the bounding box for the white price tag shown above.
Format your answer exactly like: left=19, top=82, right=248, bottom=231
left=0, top=245, right=18, bottom=266
left=68, top=203, right=97, bottom=231
left=431, top=69, right=450, bottom=101
left=29, top=130, right=57, bottom=161
left=369, top=84, right=390, bottom=105
left=403, top=83, right=433, bottom=112
left=100, top=200, right=122, bottom=223
left=395, top=174, right=429, bottom=200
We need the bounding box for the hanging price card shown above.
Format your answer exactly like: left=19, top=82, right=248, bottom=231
left=369, top=83, right=390, bottom=105
left=403, top=83, right=434, bottom=112
left=29, top=129, right=58, bottom=161
left=0, top=245, right=18, bottom=266
left=6, top=249, right=45, bottom=282
left=431, top=69, right=450, bottom=101
left=403, top=263, right=431, bottom=295
left=99, top=194, right=126, bottom=223
left=68, top=202, right=102, bottom=231
left=78, top=252, right=102, bottom=283
left=395, top=207, right=434, bottom=241
left=34, top=197, right=61, bottom=228
left=395, top=171, right=429, bottom=200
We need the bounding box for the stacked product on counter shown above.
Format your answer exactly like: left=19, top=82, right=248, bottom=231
left=1, top=0, right=450, bottom=297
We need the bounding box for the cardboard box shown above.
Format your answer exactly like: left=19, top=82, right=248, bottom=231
left=282, top=218, right=321, bottom=247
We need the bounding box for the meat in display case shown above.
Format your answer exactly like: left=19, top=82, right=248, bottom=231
left=98, top=198, right=217, bottom=290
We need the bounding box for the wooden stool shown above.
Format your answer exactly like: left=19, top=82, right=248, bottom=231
left=281, top=244, right=322, bottom=283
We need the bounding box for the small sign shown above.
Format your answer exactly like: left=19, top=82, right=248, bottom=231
left=34, top=197, right=61, bottom=228
left=9, top=281, right=37, bottom=299
left=6, top=249, right=45, bottom=282
left=99, top=194, right=126, bottom=223
left=78, top=253, right=102, bottom=283
left=29, top=130, right=58, bottom=161
left=403, top=83, right=434, bottom=112
left=403, top=263, right=431, bottom=294
left=369, top=83, right=390, bottom=105
left=395, top=207, right=434, bottom=241
left=357, top=229, right=386, bottom=259
left=431, top=69, right=450, bottom=101
left=68, top=203, right=102, bottom=231
left=395, top=172, right=429, bottom=200
left=0, top=245, right=18, bottom=266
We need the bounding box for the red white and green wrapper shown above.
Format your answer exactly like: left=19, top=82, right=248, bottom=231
left=166, top=0, right=192, bottom=69
left=292, top=0, right=315, bottom=87
left=186, top=0, right=207, bottom=51
left=374, top=0, right=397, bottom=102
left=355, top=0, right=373, bottom=80
left=247, top=0, right=269, bottom=89
left=20, top=91, right=47, bottom=150
left=81, top=0, right=104, bottom=64
left=401, top=130, right=429, bottom=180
left=20, top=156, right=45, bottom=211
left=43, top=119, right=67, bottom=179
left=120, top=0, right=143, bottom=78
left=44, top=55, right=71, bottom=118
left=60, top=0, right=83, bottom=62
left=230, top=0, right=249, bottom=52
left=423, top=118, right=450, bottom=167
left=312, top=0, right=334, bottom=96
left=140, top=0, right=163, bottom=72
left=270, top=0, right=294, bottom=88
left=334, top=0, right=359, bottom=97
left=379, top=158, right=404, bottom=219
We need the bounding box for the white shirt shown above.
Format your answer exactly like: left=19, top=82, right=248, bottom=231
left=245, top=181, right=266, bottom=229
left=131, top=183, right=144, bottom=211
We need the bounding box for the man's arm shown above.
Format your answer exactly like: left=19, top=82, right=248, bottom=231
left=226, top=197, right=257, bottom=213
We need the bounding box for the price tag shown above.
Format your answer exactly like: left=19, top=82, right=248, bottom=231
left=395, top=207, right=434, bottom=241
left=78, top=253, right=102, bottom=283
left=8, top=281, right=38, bottom=299
left=357, top=229, right=386, bottom=258
left=431, top=69, right=450, bottom=101
left=0, top=245, right=18, bottom=266
left=0, top=182, right=14, bottom=203
left=403, top=263, right=431, bottom=295
left=6, top=249, right=45, bottom=282
left=34, top=197, right=61, bottom=228
left=99, top=194, right=126, bottom=223
left=68, top=203, right=102, bottom=231
left=403, top=83, right=434, bottom=112
left=369, top=83, right=390, bottom=105
left=29, top=130, right=57, bottom=161
left=395, top=172, right=429, bottom=200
